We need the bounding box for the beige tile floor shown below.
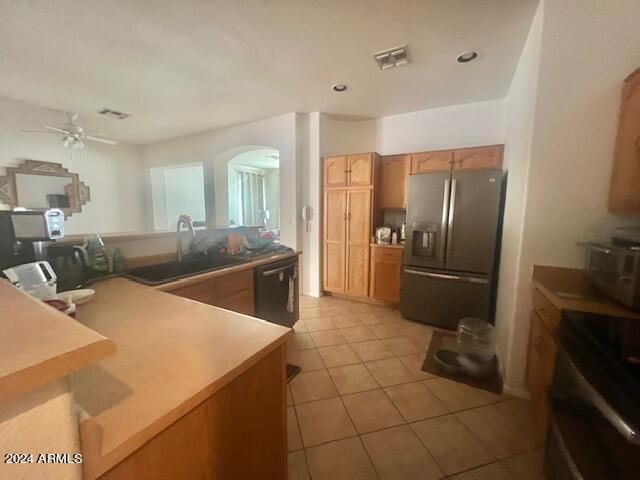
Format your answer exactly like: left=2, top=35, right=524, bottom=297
left=287, top=295, right=543, bottom=480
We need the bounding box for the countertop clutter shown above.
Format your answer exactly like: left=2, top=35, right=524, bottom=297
left=2, top=252, right=296, bottom=479
left=532, top=265, right=640, bottom=321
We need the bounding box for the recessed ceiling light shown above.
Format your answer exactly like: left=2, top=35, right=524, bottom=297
left=331, top=83, right=348, bottom=92
left=457, top=51, right=479, bottom=63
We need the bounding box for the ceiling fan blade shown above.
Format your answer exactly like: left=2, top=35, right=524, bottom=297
left=18, top=129, right=60, bottom=134
left=43, top=125, right=70, bottom=134
left=86, top=135, right=117, bottom=145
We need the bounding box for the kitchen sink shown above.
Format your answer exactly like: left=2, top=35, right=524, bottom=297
left=124, top=256, right=248, bottom=285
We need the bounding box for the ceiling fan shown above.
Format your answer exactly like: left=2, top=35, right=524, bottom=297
left=19, top=112, right=117, bottom=149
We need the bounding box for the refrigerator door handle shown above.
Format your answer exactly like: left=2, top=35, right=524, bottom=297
left=440, top=179, right=450, bottom=261
left=446, top=179, right=457, bottom=259
left=404, top=269, right=488, bottom=284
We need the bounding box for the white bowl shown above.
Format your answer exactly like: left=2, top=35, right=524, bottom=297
left=59, top=288, right=95, bottom=305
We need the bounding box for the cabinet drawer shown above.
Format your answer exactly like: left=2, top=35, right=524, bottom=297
left=533, top=288, right=561, bottom=332
left=371, top=246, right=404, bottom=262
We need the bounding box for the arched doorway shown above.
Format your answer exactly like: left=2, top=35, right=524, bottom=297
left=210, top=145, right=279, bottom=235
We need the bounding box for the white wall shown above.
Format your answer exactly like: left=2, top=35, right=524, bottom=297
left=142, top=113, right=302, bottom=249
left=0, top=97, right=147, bottom=235
left=375, top=99, right=506, bottom=155
left=494, top=0, right=544, bottom=396
left=500, top=0, right=640, bottom=392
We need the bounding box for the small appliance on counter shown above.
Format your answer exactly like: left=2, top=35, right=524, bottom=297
left=46, top=243, right=89, bottom=291
left=375, top=226, right=392, bottom=244
left=585, top=233, right=640, bottom=310
left=3, top=261, right=58, bottom=300
left=0, top=209, right=64, bottom=271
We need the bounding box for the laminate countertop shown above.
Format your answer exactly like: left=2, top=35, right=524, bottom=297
left=0, top=281, right=115, bottom=404
left=71, top=255, right=294, bottom=478
left=533, top=265, right=640, bottom=320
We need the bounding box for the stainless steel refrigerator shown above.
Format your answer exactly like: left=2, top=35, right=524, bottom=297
left=401, top=169, right=505, bottom=329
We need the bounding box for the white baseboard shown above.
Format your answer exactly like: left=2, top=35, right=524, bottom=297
left=502, top=384, right=530, bottom=399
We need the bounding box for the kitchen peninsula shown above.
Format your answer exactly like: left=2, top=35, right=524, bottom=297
left=1, top=252, right=296, bottom=480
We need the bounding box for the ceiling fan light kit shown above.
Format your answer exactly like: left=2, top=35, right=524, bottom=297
left=19, top=112, right=118, bottom=149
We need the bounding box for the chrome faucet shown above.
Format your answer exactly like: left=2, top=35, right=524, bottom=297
left=176, top=214, right=195, bottom=263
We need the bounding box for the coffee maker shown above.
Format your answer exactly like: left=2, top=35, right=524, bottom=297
left=0, top=209, right=65, bottom=271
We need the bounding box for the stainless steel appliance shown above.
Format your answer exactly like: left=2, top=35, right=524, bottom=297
left=545, top=310, right=640, bottom=479
left=0, top=209, right=64, bottom=271
left=254, top=256, right=299, bottom=328
left=586, top=242, right=640, bottom=310
left=401, top=170, right=505, bottom=328
left=46, top=243, right=89, bottom=291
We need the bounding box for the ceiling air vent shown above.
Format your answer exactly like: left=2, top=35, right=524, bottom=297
left=373, top=46, right=409, bottom=70
left=96, top=108, right=130, bottom=120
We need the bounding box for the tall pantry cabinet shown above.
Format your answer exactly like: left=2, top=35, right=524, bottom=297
left=323, top=153, right=379, bottom=298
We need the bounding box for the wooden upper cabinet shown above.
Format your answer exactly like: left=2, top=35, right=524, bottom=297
left=609, top=68, right=640, bottom=213
left=324, top=156, right=348, bottom=188
left=380, top=155, right=410, bottom=209
left=453, top=145, right=504, bottom=171
left=411, top=150, right=453, bottom=174
left=347, top=154, right=373, bottom=186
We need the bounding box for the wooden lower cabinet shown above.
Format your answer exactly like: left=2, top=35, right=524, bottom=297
left=369, top=246, right=403, bottom=303
left=99, top=346, right=287, bottom=479
left=210, top=270, right=254, bottom=316
left=167, top=268, right=254, bottom=316
left=525, top=304, right=558, bottom=443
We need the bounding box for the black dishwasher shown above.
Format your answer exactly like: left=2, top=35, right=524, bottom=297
left=254, top=256, right=299, bottom=328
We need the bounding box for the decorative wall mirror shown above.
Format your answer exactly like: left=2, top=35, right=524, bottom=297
left=0, top=160, right=90, bottom=217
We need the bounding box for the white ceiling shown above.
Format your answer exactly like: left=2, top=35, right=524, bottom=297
left=229, top=148, right=279, bottom=169
left=0, top=0, right=538, bottom=144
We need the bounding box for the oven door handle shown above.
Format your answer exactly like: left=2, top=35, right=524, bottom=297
left=548, top=408, right=585, bottom=480
left=562, top=343, right=640, bottom=445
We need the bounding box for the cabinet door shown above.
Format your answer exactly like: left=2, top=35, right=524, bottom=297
left=380, top=155, right=410, bottom=209
left=609, top=69, right=640, bottom=212
left=370, top=247, right=403, bottom=302
left=323, top=190, right=347, bottom=293
left=345, top=189, right=371, bottom=297
left=411, top=150, right=453, bottom=174
left=324, top=156, right=347, bottom=188
left=211, top=269, right=254, bottom=316
left=525, top=311, right=557, bottom=442
left=347, top=154, right=373, bottom=186
left=453, top=145, right=503, bottom=171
